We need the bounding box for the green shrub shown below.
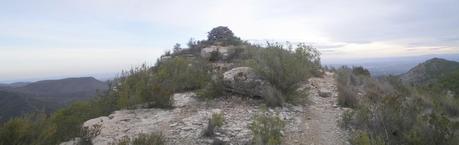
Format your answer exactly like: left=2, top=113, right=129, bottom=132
left=246, top=43, right=320, bottom=106
left=114, top=64, right=157, bottom=108
left=115, top=57, right=210, bottom=109
left=0, top=117, right=34, bottom=145
left=249, top=113, right=285, bottom=145
left=336, top=68, right=359, bottom=108
left=203, top=112, right=225, bottom=137
left=209, top=50, right=222, bottom=62
left=155, top=57, right=211, bottom=92
left=197, top=75, right=225, bottom=100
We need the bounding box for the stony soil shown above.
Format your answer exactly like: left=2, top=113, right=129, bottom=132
left=283, top=72, right=350, bottom=145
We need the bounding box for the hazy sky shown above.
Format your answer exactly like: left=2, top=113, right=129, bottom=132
left=1, top=0, right=458, bottom=82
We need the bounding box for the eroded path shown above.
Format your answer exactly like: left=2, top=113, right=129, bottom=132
left=284, top=72, right=350, bottom=145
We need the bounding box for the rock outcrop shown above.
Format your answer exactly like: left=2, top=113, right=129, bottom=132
left=222, top=67, right=280, bottom=101
left=200, top=45, right=236, bottom=61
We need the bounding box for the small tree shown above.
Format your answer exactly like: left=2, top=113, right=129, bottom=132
left=173, top=43, right=182, bottom=54
left=207, top=26, right=241, bottom=46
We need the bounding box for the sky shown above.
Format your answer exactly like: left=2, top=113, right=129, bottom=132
left=0, top=0, right=458, bottom=82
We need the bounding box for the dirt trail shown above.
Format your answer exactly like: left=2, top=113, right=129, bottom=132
left=284, top=72, right=350, bottom=145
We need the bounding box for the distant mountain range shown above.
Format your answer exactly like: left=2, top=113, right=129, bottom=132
left=0, top=77, right=108, bottom=122
left=325, top=53, right=459, bottom=76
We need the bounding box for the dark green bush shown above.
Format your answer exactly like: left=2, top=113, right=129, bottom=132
left=208, top=50, right=222, bottom=62
left=207, top=26, right=242, bottom=46
left=352, top=66, right=371, bottom=76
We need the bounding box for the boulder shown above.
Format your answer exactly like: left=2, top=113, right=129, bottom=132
left=201, top=45, right=236, bottom=60
left=319, top=89, right=332, bottom=97
left=223, top=67, right=281, bottom=103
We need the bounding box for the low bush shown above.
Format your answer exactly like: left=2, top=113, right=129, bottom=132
left=245, top=43, right=321, bottom=106
left=115, top=57, right=211, bottom=109
left=111, top=133, right=165, bottom=145
left=0, top=93, right=117, bottom=145
left=203, top=112, right=225, bottom=137
left=336, top=67, right=359, bottom=108
left=338, top=66, right=458, bottom=145
left=197, top=75, right=225, bottom=100
left=154, top=57, right=211, bottom=92
left=249, top=112, right=285, bottom=145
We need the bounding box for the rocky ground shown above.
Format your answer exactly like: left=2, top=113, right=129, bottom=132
left=61, top=72, right=350, bottom=145
left=283, top=72, right=350, bottom=145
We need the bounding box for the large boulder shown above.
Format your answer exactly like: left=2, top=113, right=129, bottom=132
left=201, top=45, right=236, bottom=61
left=223, top=67, right=282, bottom=104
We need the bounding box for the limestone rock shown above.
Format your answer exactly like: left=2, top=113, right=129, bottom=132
left=222, top=67, right=278, bottom=100
left=319, top=89, right=332, bottom=97
left=201, top=45, right=236, bottom=60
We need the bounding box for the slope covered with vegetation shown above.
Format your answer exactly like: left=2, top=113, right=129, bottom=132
left=336, top=62, right=459, bottom=145
left=0, top=77, right=108, bottom=123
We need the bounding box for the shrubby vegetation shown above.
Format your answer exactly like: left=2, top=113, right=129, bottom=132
left=0, top=93, right=117, bottom=145
left=244, top=43, right=321, bottom=106
left=202, top=112, right=225, bottom=137
left=112, top=133, right=165, bottom=145
left=115, top=57, right=211, bottom=109
left=249, top=110, right=285, bottom=145
left=0, top=56, right=212, bottom=145
left=197, top=75, right=225, bottom=100
left=335, top=66, right=371, bottom=108
left=336, top=66, right=459, bottom=145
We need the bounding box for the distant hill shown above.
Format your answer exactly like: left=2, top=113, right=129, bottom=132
left=12, top=77, right=109, bottom=103
left=0, top=77, right=108, bottom=122
left=324, top=53, right=459, bottom=76
left=0, top=91, right=58, bottom=122
left=400, top=58, right=459, bottom=86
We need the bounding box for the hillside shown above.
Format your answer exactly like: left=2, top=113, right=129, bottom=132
left=9, top=77, right=108, bottom=104
left=400, top=58, right=459, bottom=86
left=0, top=77, right=108, bottom=122
left=0, top=91, right=57, bottom=122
